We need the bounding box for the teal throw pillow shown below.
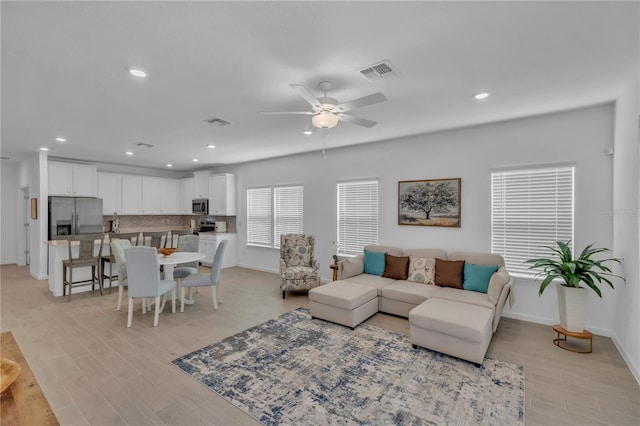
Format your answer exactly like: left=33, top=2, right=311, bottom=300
left=463, top=263, right=499, bottom=293
left=364, top=250, right=386, bottom=276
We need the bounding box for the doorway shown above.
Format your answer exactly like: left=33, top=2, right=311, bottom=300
left=22, top=186, right=30, bottom=265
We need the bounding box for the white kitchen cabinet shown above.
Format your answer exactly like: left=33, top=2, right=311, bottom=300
left=160, top=178, right=178, bottom=214
left=198, top=233, right=237, bottom=268
left=97, top=172, right=122, bottom=214
left=208, top=173, right=236, bottom=215
left=179, top=177, right=194, bottom=214
left=141, top=177, right=163, bottom=214
left=121, top=175, right=142, bottom=214
left=48, top=161, right=97, bottom=197
left=193, top=171, right=210, bottom=199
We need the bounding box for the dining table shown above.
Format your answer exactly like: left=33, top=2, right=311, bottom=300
left=157, top=251, right=205, bottom=307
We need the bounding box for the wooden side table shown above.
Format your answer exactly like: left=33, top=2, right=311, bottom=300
left=553, top=325, right=593, bottom=353
left=330, top=263, right=339, bottom=281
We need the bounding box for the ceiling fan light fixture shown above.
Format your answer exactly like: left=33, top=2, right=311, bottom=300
left=312, top=111, right=339, bottom=129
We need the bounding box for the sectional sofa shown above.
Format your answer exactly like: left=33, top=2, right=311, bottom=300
left=308, top=245, right=513, bottom=365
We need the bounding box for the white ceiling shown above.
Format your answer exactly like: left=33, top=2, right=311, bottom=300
left=1, top=1, right=638, bottom=171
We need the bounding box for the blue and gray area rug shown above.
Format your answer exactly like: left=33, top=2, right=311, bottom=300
left=172, top=307, right=524, bottom=425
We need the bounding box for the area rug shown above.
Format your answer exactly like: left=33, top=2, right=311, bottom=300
left=172, top=308, right=524, bottom=425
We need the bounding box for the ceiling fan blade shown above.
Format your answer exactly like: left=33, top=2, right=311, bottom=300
left=333, top=92, right=387, bottom=113
left=336, top=113, right=377, bottom=128
left=260, top=111, right=316, bottom=115
left=290, top=84, right=322, bottom=110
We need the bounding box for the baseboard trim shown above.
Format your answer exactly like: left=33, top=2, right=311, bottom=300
left=236, top=263, right=331, bottom=284
left=611, top=333, right=640, bottom=385
left=30, top=271, right=48, bottom=281
left=501, top=311, right=612, bottom=337
left=237, top=263, right=278, bottom=275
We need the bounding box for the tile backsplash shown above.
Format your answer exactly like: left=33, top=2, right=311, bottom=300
left=102, top=215, right=236, bottom=233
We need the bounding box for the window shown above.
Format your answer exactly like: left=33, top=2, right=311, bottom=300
left=274, top=185, right=304, bottom=246
left=337, top=179, right=379, bottom=256
left=247, top=185, right=303, bottom=248
left=491, top=164, right=574, bottom=277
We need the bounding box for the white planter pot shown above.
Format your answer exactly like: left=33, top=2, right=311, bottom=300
left=557, top=284, right=587, bottom=332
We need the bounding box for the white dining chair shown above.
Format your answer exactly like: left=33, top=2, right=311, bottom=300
left=124, top=246, right=177, bottom=327
left=180, top=239, right=227, bottom=312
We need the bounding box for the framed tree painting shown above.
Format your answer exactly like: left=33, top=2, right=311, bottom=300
left=398, top=178, right=461, bottom=227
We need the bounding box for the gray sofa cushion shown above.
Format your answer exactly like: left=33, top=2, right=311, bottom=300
left=448, top=251, right=505, bottom=268
left=364, top=244, right=403, bottom=256
left=342, top=254, right=364, bottom=279
left=403, top=248, right=448, bottom=259
left=381, top=280, right=442, bottom=305
left=431, top=287, right=495, bottom=311
left=344, top=274, right=397, bottom=294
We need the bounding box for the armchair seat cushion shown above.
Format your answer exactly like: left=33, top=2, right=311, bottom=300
left=283, top=266, right=319, bottom=281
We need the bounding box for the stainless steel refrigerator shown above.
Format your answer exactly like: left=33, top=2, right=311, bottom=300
left=48, top=197, right=104, bottom=240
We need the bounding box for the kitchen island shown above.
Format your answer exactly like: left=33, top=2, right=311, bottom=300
left=44, top=228, right=192, bottom=297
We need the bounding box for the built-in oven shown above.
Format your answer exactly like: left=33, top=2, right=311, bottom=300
left=192, top=198, right=209, bottom=215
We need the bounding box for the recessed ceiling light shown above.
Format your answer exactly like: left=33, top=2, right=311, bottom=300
left=473, top=92, right=490, bottom=100
left=166, top=163, right=173, bottom=168
left=192, top=158, right=199, bottom=162
left=55, top=137, right=67, bottom=142
left=125, top=151, right=134, bottom=156
left=128, top=68, right=147, bottom=78
left=303, top=130, right=313, bottom=136
left=40, top=147, right=49, bottom=151
left=206, top=144, right=216, bottom=149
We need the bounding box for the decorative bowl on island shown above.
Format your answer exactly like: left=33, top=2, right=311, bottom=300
left=158, top=247, right=176, bottom=257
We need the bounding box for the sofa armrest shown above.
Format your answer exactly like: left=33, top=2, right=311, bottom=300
left=337, top=254, right=364, bottom=280
left=279, top=259, right=286, bottom=276
left=492, top=278, right=513, bottom=332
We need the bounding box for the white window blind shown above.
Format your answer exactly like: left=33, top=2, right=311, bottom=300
left=337, top=179, right=379, bottom=256
left=274, top=185, right=304, bottom=248
left=247, top=187, right=272, bottom=247
left=491, top=165, right=574, bottom=276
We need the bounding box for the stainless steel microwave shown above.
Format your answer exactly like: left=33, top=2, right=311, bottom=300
left=192, top=198, right=209, bottom=215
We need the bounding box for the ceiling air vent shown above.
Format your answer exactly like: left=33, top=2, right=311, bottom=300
left=358, top=60, right=399, bottom=81
left=136, top=142, right=154, bottom=148
left=205, top=117, right=231, bottom=126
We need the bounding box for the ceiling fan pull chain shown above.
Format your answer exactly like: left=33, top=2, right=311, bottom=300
left=322, top=130, right=327, bottom=160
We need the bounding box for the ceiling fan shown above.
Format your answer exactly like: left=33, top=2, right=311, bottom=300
left=262, top=81, right=387, bottom=130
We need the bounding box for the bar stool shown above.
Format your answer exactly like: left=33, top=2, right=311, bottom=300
left=169, top=230, right=191, bottom=248
left=142, top=231, right=169, bottom=249
left=62, top=233, right=105, bottom=302
left=101, top=232, right=141, bottom=293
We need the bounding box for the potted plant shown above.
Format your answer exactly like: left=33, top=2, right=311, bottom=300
left=525, top=241, right=624, bottom=332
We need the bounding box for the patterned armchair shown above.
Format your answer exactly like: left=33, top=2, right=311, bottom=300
left=279, top=234, right=320, bottom=298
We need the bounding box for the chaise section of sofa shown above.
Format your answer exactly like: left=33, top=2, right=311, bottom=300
left=334, top=244, right=513, bottom=364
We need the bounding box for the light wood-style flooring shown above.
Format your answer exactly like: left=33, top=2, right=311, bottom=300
left=1, top=264, right=638, bottom=425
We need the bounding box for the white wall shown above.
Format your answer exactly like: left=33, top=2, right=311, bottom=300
left=612, top=74, right=640, bottom=381
left=14, top=152, right=48, bottom=279
left=223, top=103, right=617, bottom=334
left=1, top=162, right=20, bottom=264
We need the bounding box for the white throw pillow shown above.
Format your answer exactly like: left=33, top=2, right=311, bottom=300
left=341, top=255, right=364, bottom=279
left=407, top=257, right=435, bottom=285
left=487, top=266, right=511, bottom=305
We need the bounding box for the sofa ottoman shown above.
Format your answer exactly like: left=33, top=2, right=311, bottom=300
left=309, top=281, right=378, bottom=329
left=409, top=298, right=494, bottom=365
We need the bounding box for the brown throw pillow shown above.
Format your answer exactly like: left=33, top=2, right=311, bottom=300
left=435, top=258, right=465, bottom=289
left=382, top=254, right=410, bottom=280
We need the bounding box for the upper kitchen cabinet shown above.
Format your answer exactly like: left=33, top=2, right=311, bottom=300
left=48, top=161, right=97, bottom=197
left=179, top=177, right=194, bottom=214
left=97, top=172, right=122, bottom=214
left=159, top=178, right=178, bottom=214
left=208, top=173, right=236, bottom=215
left=193, top=171, right=209, bottom=199
left=121, top=175, right=142, bottom=214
